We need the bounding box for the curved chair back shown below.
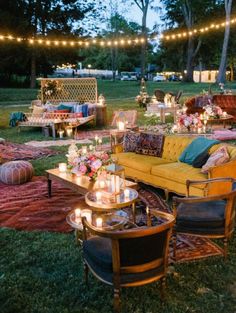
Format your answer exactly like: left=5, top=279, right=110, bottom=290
left=154, top=89, right=165, bottom=102
left=82, top=210, right=175, bottom=286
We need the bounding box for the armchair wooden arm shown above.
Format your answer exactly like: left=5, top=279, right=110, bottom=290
left=186, top=177, right=235, bottom=197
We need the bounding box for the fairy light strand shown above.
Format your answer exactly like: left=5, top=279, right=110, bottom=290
left=0, top=16, right=235, bottom=47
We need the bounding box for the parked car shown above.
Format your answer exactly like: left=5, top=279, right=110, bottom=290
left=120, top=72, right=137, bottom=81
left=153, top=74, right=166, bottom=82
left=168, top=74, right=182, bottom=81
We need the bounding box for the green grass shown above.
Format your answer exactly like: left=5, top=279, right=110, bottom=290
left=1, top=82, right=236, bottom=312
left=1, top=228, right=236, bottom=313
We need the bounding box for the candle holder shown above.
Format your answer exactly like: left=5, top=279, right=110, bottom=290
left=58, top=129, right=64, bottom=139
left=105, top=163, right=125, bottom=196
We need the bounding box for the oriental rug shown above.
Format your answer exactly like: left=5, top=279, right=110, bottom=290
left=0, top=142, right=60, bottom=162
left=0, top=176, right=222, bottom=263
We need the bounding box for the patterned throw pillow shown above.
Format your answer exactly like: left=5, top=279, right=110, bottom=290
left=123, top=132, right=140, bottom=152
left=135, top=133, right=164, bottom=157
left=201, top=146, right=230, bottom=173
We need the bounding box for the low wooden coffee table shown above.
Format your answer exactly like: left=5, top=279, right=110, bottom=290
left=45, top=168, right=137, bottom=197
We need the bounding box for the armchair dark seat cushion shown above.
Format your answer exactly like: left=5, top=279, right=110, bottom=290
left=176, top=200, right=226, bottom=235
left=83, top=236, right=164, bottom=285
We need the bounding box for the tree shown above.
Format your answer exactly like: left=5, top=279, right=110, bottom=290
left=217, top=0, right=233, bottom=83
left=160, top=0, right=221, bottom=82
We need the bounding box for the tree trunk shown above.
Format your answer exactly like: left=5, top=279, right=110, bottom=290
left=229, top=62, right=234, bottom=81
left=30, top=49, right=36, bottom=89
left=217, top=0, right=233, bottom=83
left=184, top=37, right=194, bottom=82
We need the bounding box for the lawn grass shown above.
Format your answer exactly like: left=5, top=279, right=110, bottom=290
left=1, top=228, right=236, bottom=313
left=1, top=82, right=236, bottom=312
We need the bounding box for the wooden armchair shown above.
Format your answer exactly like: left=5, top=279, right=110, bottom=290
left=82, top=210, right=175, bottom=312
left=172, top=177, right=236, bottom=260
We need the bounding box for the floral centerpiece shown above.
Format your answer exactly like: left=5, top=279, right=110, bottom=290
left=177, top=113, right=202, bottom=132
left=203, top=103, right=223, bottom=119
left=66, top=144, right=112, bottom=180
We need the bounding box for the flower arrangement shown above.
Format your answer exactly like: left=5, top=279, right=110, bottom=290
left=38, top=80, right=62, bottom=102
left=203, top=103, right=223, bottom=119
left=135, top=92, right=151, bottom=108
left=177, top=113, right=202, bottom=131
left=66, top=144, right=112, bottom=180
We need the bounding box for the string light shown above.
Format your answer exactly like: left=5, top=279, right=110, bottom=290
left=161, top=16, right=236, bottom=41
left=0, top=15, right=235, bottom=47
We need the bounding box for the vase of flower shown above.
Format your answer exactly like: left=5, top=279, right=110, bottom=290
left=66, top=144, right=112, bottom=181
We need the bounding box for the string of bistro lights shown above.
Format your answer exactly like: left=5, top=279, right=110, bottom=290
left=0, top=15, right=235, bottom=47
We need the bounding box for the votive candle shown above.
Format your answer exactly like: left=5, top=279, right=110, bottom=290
left=75, top=208, right=81, bottom=223
left=96, top=191, right=102, bottom=202
left=66, top=128, right=73, bottom=137
left=124, top=189, right=130, bottom=199
left=58, top=130, right=64, bottom=139
left=96, top=217, right=103, bottom=228
left=81, top=209, right=92, bottom=224
left=59, top=163, right=67, bottom=173
left=82, top=146, right=87, bottom=154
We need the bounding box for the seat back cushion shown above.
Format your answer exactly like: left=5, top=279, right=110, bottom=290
left=162, top=136, right=193, bottom=162
left=201, top=145, right=230, bottom=173
left=135, top=133, right=164, bottom=157
left=179, top=137, right=219, bottom=165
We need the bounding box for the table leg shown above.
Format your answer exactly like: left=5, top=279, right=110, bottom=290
left=51, top=124, right=56, bottom=138
left=132, top=202, right=136, bottom=224
left=47, top=178, right=52, bottom=198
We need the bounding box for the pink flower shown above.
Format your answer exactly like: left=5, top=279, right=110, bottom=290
left=91, top=159, right=102, bottom=171
left=79, top=164, right=87, bottom=174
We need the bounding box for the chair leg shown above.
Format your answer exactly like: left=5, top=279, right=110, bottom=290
left=172, top=232, right=177, bottom=262
left=114, top=288, right=121, bottom=313
left=160, top=277, right=166, bottom=300
left=83, top=261, right=88, bottom=285
left=223, top=238, right=228, bottom=260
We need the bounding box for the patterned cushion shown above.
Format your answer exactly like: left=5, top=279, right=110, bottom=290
left=0, top=161, right=34, bottom=185
left=123, top=132, right=140, bottom=152
left=135, top=133, right=164, bottom=157
left=201, top=146, right=230, bottom=173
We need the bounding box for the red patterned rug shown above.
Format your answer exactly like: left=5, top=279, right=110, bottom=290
left=0, top=176, right=222, bottom=262
left=0, top=142, right=59, bottom=162
left=74, top=129, right=111, bottom=140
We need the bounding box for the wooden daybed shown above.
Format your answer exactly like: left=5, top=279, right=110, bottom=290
left=18, top=78, right=98, bottom=137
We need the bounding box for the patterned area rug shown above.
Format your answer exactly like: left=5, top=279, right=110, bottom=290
left=74, top=129, right=111, bottom=140
left=0, top=176, right=222, bottom=262
left=0, top=142, right=60, bottom=161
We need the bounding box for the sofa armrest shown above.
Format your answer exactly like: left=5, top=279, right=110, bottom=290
left=206, top=159, right=236, bottom=195
left=208, top=159, right=236, bottom=179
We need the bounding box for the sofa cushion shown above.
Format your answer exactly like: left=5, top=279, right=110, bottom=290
left=192, top=150, right=210, bottom=168
left=201, top=146, right=230, bottom=173
left=135, top=133, right=164, bottom=157
left=123, top=132, right=140, bottom=152
left=116, top=152, right=171, bottom=174
left=162, top=136, right=193, bottom=162
left=179, top=137, right=219, bottom=165
left=151, top=162, right=206, bottom=185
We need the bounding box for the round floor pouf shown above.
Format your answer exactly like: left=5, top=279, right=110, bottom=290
left=0, top=161, right=34, bottom=185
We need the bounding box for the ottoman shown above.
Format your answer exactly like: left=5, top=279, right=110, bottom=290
left=0, top=161, right=34, bottom=185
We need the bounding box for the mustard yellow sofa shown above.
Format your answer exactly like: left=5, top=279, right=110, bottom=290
left=115, top=135, right=236, bottom=197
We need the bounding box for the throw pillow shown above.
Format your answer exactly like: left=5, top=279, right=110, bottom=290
left=71, top=112, right=83, bottom=118
left=54, top=109, right=70, bottom=114
left=74, top=104, right=83, bottom=113
left=57, top=104, right=73, bottom=112
left=135, top=133, right=164, bottom=157
left=123, top=132, right=140, bottom=152
left=192, top=150, right=210, bottom=168
left=32, top=106, right=45, bottom=116
left=179, top=137, right=219, bottom=165
left=82, top=104, right=89, bottom=117
left=201, top=146, right=230, bottom=173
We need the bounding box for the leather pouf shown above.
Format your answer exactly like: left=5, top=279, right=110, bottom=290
left=0, top=161, right=34, bottom=185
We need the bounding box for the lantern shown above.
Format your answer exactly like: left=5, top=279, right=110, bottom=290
left=106, top=163, right=125, bottom=195
left=98, top=94, right=105, bottom=106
